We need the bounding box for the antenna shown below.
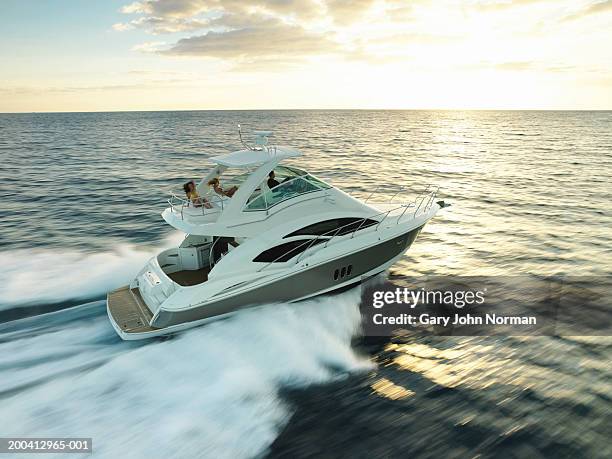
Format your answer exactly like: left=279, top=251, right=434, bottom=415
left=238, top=124, right=254, bottom=150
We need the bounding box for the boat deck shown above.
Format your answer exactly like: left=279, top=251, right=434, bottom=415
left=167, top=267, right=210, bottom=286
left=107, top=286, right=156, bottom=334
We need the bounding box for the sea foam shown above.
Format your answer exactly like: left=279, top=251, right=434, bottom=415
left=0, top=233, right=184, bottom=310
left=0, top=290, right=371, bottom=458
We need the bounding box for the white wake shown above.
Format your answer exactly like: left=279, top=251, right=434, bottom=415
left=0, top=290, right=371, bottom=458
left=0, top=233, right=184, bottom=310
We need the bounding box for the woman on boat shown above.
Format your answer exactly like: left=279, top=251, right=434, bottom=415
left=183, top=181, right=212, bottom=208
left=208, top=177, right=238, bottom=198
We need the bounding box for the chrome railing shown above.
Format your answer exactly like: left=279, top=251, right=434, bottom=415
left=257, top=186, right=440, bottom=272
left=167, top=193, right=227, bottom=220
left=364, top=184, right=432, bottom=205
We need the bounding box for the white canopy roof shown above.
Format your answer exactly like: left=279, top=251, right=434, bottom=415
left=211, top=146, right=302, bottom=167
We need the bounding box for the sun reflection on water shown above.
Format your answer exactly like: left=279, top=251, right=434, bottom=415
left=370, top=377, right=415, bottom=400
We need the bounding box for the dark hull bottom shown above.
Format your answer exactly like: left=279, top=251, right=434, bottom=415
left=151, top=228, right=422, bottom=329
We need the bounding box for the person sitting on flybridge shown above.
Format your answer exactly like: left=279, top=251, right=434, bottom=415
left=208, top=177, right=238, bottom=198
left=183, top=180, right=212, bottom=208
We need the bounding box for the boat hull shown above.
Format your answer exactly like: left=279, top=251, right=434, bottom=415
left=107, top=226, right=423, bottom=340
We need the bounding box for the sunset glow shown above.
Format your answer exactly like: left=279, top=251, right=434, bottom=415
left=1, top=0, right=611, bottom=112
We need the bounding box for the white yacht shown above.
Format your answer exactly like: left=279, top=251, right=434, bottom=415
left=107, top=130, right=447, bottom=340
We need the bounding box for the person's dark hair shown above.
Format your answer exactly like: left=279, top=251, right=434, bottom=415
left=269, top=171, right=275, bottom=178
left=183, top=181, right=192, bottom=194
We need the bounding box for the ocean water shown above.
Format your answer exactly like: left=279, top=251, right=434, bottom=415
left=0, top=110, right=610, bottom=458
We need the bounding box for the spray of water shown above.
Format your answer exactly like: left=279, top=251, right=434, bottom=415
left=0, top=290, right=371, bottom=458
left=0, top=233, right=184, bottom=310
left=0, top=233, right=375, bottom=457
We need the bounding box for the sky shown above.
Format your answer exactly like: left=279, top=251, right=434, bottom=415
left=0, top=0, right=611, bottom=112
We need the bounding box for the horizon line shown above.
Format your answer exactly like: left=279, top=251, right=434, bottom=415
left=1, top=108, right=611, bottom=115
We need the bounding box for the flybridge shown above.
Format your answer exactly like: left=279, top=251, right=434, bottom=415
left=160, top=129, right=338, bottom=236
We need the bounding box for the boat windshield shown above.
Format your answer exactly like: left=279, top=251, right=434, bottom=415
left=245, top=172, right=331, bottom=211
left=271, top=165, right=306, bottom=181
left=217, top=168, right=257, bottom=189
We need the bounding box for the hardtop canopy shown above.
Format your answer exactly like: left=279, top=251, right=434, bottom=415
left=211, top=146, right=302, bottom=168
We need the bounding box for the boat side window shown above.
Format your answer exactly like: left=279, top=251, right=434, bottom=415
left=245, top=176, right=321, bottom=211
left=217, top=168, right=256, bottom=189
left=206, top=167, right=256, bottom=201
left=284, top=218, right=378, bottom=238
left=253, top=239, right=324, bottom=263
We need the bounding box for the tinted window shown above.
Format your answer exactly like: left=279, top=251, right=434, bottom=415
left=284, top=218, right=378, bottom=238
left=253, top=239, right=324, bottom=263
left=245, top=176, right=321, bottom=211
left=302, top=175, right=332, bottom=189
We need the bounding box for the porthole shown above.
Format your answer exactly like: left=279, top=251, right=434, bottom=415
left=341, top=267, right=346, bottom=278
left=347, top=265, right=352, bottom=276
left=334, top=269, right=339, bottom=280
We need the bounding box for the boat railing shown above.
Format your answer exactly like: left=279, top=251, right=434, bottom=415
left=364, top=184, right=433, bottom=205
left=257, top=186, right=440, bottom=272
left=167, top=193, right=227, bottom=220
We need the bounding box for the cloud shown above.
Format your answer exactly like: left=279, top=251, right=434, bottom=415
left=0, top=81, right=186, bottom=96
left=136, top=15, right=210, bottom=33
left=162, top=17, right=338, bottom=59
left=116, top=1, right=350, bottom=62
left=112, top=22, right=134, bottom=31
left=563, top=0, right=612, bottom=21
left=495, top=61, right=536, bottom=71
left=117, top=0, right=327, bottom=34
left=126, top=69, right=187, bottom=75
left=115, top=0, right=411, bottom=35
left=116, top=0, right=612, bottom=75
left=120, top=0, right=208, bottom=17
left=115, top=5, right=214, bottom=34
left=116, top=0, right=214, bottom=33
left=117, top=0, right=421, bottom=64
left=469, top=0, right=550, bottom=11
left=325, top=0, right=376, bottom=25
left=459, top=60, right=584, bottom=74
left=230, top=55, right=310, bottom=71
left=132, top=41, right=168, bottom=52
